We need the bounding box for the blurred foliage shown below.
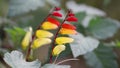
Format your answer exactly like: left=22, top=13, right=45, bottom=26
left=84, top=43, right=118, bottom=68
left=5, top=27, right=26, bottom=48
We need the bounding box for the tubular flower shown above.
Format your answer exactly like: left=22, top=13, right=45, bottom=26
left=59, top=28, right=77, bottom=35
left=21, top=27, right=32, bottom=50
left=56, top=37, right=74, bottom=44
left=36, top=30, right=53, bottom=38
left=62, top=23, right=76, bottom=30
left=54, top=7, right=61, bottom=11
left=42, top=21, right=58, bottom=30
left=52, top=45, right=66, bottom=56
left=52, top=11, right=62, bottom=17
left=32, top=38, right=51, bottom=49
left=66, top=16, right=78, bottom=22
left=47, top=17, right=60, bottom=26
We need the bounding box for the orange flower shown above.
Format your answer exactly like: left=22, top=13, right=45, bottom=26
left=59, top=28, right=77, bottom=35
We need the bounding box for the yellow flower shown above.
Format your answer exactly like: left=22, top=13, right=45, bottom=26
left=32, top=38, right=51, bottom=49
left=59, top=28, right=77, bottom=35
left=56, top=37, right=74, bottom=44
left=52, top=45, right=66, bottom=56
left=21, top=27, right=32, bottom=50
left=42, top=21, right=58, bottom=30
left=36, top=30, right=53, bottom=38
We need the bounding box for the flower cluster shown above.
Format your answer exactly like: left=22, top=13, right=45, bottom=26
left=21, top=7, right=78, bottom=62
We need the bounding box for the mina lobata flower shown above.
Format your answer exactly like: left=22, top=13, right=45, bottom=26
left=52, top=11, right=62, bottom=17
left=36, top=30, right=53, bottom=38
left=56, top=37, right=74, bottom=45
left=59, top=28, right=77, bottom=35
left=21, top=27, right=32, bottom=50
left=42, top=17, right=60, bottom=30
left=66, top=16, right=78, bottom=22
left=52, top=45, right=66, bottom=56
left=62, top=23, right=76, bottom=30
left=47, top=17, right=60, bottom=26
left=42, top=21, right=58, bottom=30
left=32, top=38, right=52, bottom=49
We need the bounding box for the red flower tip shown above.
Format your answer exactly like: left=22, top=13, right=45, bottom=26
left=68, top=13, right=75, bottom=16
left=47, top=17, right=60, bottom=26
left=52, top=12, right=62, bottom=17
left=55, top=7, right=61, bottom=11
left=62, top=23, right=76, bottom=30
left=66, top=17, right=78, bottom=22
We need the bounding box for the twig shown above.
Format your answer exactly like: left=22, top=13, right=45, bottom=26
left=56, top=58, right=79, bottom=65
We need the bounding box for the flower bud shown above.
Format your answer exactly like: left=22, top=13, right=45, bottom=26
left=55, top=7, right=61, bottom=11
left=66, top=17, right=78, bottom=22
left=21, top=27, right=32, bottom=50
left=52, top=12, right=62, bottom=17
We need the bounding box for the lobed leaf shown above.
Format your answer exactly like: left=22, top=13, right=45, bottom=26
left=4, top=50, right=41, bottom=68
left=69, top=32, right=99, bottom=57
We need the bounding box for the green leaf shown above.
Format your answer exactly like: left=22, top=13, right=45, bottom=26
left=4, top=50, right=41, bottom=68
left=84, top=43, right=118, bottom=68
left=5, top=27, right=26, bottom=46
left=116, top=40, right=120, bottom=47
left=69, top=32, right=99, bottom=57
left=87, top=17, right=120, bottom=39
left=42, top=64, right=70, bottom=68
left=8, top=0, right=45, bottom=17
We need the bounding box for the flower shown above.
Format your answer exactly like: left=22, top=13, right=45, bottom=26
left=52, top=45, right=66, bottom=56
left=54, top=7, right=61, bottom=11
left=59, top=28, right=77, bottom=35
left=21, top=27, right=32, bottom=50
left=36, top=30, right=53, bottom=38
left=62, top=23, right=76, bottom=30
left=56, top=37, right=74, bottom=44
left=32, top=38, right=52, bottom=49
left=66, top=16, right=78, bottom=22
left=42, top=21, right=58, bottom=30
left=47, top=17, right=60, bottom=26
left=52, top=12, right=62, bottom=17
